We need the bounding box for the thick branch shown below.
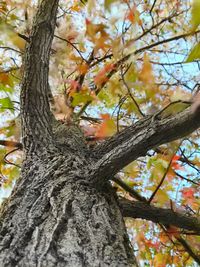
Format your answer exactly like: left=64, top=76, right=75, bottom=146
left=20, top=0, right=59, bottom=151
left=92, top=106, right=200, bottom=183
left=119, top=198, right=200, bottom=234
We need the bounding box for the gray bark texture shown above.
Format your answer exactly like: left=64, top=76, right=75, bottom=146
left=0, top=0, right=200, bottom=266
left=0, top=1, right=135, bottom=266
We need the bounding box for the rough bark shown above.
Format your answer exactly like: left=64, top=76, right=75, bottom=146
left=0, top=1, right=136, bottom=266
left=0, top=147, right=135, bottom=266
left=92, top=107, right=200, bottom=184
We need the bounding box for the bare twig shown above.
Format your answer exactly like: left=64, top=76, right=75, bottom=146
left=4, top=148, right=21, bottom=168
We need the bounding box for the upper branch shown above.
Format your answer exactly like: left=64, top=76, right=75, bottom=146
left=119, top=198, right=200, bottom=234
left=91, top=106, right=200, bottom=184
left=20, top=0, right=59, bottom=151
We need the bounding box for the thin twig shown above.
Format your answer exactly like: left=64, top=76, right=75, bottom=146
left=0, top=46, right=22, bottom=54
left=149, top=0, right=157, bottom=14
left=4, top=148, right=21, bottom=168
left=175, top=171, right=200, bottom=186
left=148, top=155, right=174, bottom=203
left=120, top=65, right=145, bottom=118
left=54, top=34, right=86, bottom=62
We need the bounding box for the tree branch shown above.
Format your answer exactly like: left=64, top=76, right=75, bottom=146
left=119, top=198, right=200, bottom=234
left=91, top=105, right=200, bottom=184
left=177, top=237, right=200, bottom=265
left=77, top=29, right=200, bottom=117
left=0, top=140, right=22, bottom=149
left=112, top=176, right=147, bottom=203
left=20, top=0, right=59, bottom=152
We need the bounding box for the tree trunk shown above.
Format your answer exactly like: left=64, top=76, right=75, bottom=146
left=1, top=0, right=200, bottom=266
left=0, top=125, right=135, bottom=267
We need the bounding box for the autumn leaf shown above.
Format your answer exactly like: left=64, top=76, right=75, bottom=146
left=85, top=19, right=110, bottom=52
left=153, top=253, right=168, bottom=267
left=171, top=155, right=182, bottom=170
left=77, top=63, right=89, bottom=75
left=70, top=4, right=81, bottom=12
left=138, top=53, right=155, bottom=84
left=126, top=5, right=142, bottom=26
left=186, top=42, right=200, bottom=62
left=0, top=73, right=13, bottom=86
left=181, top=187, right=196, bottom=199
left=154, top=189, right=169, bottom=205
left=85, top=19, right=107, bottom=40
left=191, top=0, right=200, bottom=31
left=67, top=80, right=80, bottom=95
left=94, top=64, right=115, bottom=86
left=95, top=113, right=116, bottom=138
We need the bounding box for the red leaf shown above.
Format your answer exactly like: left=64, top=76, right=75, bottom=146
left=181, top=187, right=195, bottom=199
left=94, top=64, right=115, bottom=86
left=95, top=113, right=116, bottom=138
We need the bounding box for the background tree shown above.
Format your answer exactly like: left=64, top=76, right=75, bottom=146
left=0, top=0, right=200, bottom=266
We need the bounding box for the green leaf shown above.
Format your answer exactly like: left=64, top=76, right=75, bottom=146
left=191, top=0, right=200, bottom=31
left=0, top=97, right=14, bottom=113
left=0, top=84, right=14, bottom=93
left=186, top=42, right=200, bottom=62
left=72, top=93, right=93, bottom=107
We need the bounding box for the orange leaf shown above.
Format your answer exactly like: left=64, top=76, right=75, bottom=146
left=181, top=187, right=196, bottom=199
left=171, top=155, right=182, bottom=170
left=67, top=80, right=80, bottom=95
left=77, top=63, right=89, bottom=75
left=126, top=6, right=142, bottom=25
left=95, top=113, right=116, bottom=138
left=94, top=64, right=115, bottom=86
left=86, top=19, right=107, bottom=39
left=138, top=53, right=154, bottom=84
left=0, top=73, right=12, bottom=86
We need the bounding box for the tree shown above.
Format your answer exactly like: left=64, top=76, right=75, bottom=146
left=0, top=0, right=200, bottom=266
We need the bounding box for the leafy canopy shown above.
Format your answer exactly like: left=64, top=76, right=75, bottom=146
left=0, top=0, right=200, bottom=266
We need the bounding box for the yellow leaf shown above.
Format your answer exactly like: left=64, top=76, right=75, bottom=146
left=155, top=189, right=169, bottom=205
left=77, top=63, right=89, bottom=74
left=10, top=34, right=26, bottom=50
left=191, top=0, right=200, bottom=31
left=153, top=253, right=168, bottom=267
left=124, top=162, right=140, bottom=178
left=126, top=6, right=142, bottom=26
left=138, top=53, right=154, bottom=84
left=186, top=42, right=200, bottom=62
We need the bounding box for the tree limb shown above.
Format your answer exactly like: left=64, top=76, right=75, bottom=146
left=20, top=0, right=59, bottom=152
left=91, top=105, right=200, bottom=184
left=112, top=176, right=147, bottom=203
left=0, top=140, right=22, bottom=149
left=119, top=198, right=200, bottom=234
left=177, top=237, right=200, bottom=265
